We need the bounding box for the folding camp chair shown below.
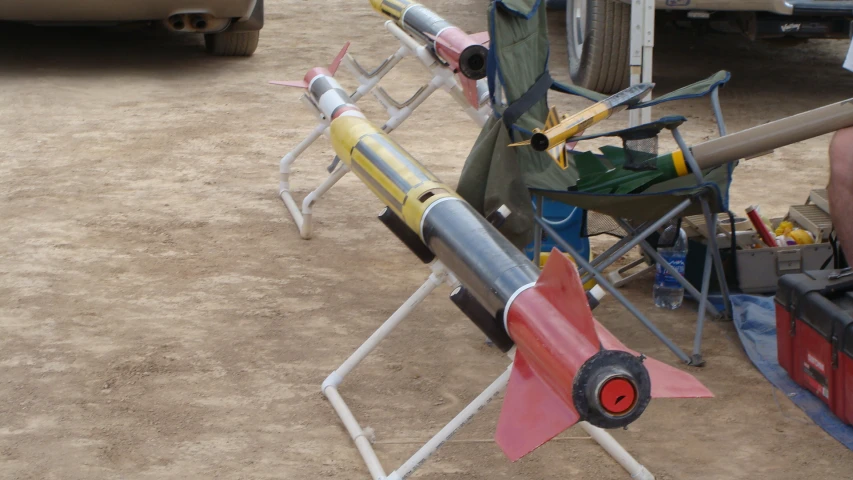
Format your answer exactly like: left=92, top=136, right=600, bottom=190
left=458, top=0, right=733, bottom=366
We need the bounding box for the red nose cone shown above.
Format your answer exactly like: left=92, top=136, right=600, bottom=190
left=599, top=378, right=637, bottom=415
left=304, top=67, right=331, bottom=86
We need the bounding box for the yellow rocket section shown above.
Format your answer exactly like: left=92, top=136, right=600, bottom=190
left=370, top=0, right=414, bottom=20
left=330, top=115, right=460, bottom=235
left=509, top=101, right=615, bottom=151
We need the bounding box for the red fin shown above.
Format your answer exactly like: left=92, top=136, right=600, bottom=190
left=495, top=351, right=580, bottom=461
left=459, top=76, right=480, bottom=108
left=534, top=248, right=600, bottom=348
left=433, top=33, right=461, bottom=55
left=593, top=321, right=714, bottom=398
left=328, top=42, right=351, bottom=75
left=470, top=31, right=490, bottom=46
left=269, top=80, right=308, bottom=88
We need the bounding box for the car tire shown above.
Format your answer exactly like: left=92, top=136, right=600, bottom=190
left=204, top=31, right=259, bottom=56
left=566, top=0, right=630, bottom=94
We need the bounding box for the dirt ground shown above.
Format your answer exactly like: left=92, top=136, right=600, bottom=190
left=1, top=1, right=852, bottom=479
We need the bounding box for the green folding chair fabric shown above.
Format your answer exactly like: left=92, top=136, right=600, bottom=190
left=457, top=0, right=559, bottom=249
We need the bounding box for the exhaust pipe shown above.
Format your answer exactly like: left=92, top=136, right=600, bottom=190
left=190, top=15, right=208, bottom=30
left=164, top=13, right=229, bottom=33
left=169, top=15, right=185, bottom=30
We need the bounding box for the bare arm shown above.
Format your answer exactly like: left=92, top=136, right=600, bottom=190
left=829, top=127, right=853, bottom=259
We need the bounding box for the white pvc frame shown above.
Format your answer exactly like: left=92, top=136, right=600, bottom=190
left=322, top=262, right=656, bottom=480
left=278, top=21, right=492, bottom=240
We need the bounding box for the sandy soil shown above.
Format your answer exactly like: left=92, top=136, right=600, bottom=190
left=1, top=1, right=852, bottom=478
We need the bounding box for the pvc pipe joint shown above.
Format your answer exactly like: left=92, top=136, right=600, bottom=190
left=322, top=371, right=344, bottom=394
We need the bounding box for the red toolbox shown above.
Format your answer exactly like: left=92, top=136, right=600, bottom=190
left=775, top=268, right=853, bottom=424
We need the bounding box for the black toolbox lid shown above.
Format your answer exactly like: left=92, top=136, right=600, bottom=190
left=776, top=268, right=853, bottom=313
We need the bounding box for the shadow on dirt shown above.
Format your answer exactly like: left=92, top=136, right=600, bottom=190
left=0, top=22, right=249, bottom=76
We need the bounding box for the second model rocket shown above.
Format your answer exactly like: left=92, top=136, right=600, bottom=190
left=275, top=46, right=712, bottom=462
left=369, top=0, right=489, bottom=108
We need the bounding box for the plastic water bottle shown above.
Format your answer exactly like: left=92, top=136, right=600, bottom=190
left=653, top=226, right=687, bottom=309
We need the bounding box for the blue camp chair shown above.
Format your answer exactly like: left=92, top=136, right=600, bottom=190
left=458, top=0, right=733, bottom=366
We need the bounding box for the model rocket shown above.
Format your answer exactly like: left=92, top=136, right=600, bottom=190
left=509, top=83, right=654, bottom=151
left=521, top=87, right=853, bottom=194
left=369, top=0, right=489, bottom=108
left=273, top=46, right=712, bottom=462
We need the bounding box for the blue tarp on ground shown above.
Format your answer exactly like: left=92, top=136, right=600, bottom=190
left=723, top=294, right=853, bottom=450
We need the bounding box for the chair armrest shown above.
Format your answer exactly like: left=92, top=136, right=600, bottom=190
left=549, top=71, right=730, bottom=109
left=568, top=116, right=688, bottom=143
left=550, top=81, right=608, bottom=103
left=631, top=71, right=730, bottom=109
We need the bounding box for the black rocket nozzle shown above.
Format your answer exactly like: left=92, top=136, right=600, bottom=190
left=530, top=132, right=551, bottom=152
left=572, top=350, right=652, bottom=429
left=458, top=44, right=488, bottom=80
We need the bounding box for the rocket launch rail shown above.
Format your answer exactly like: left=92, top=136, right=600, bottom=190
left=274, top=1, right=492, bottom=240
left=276, top=38, right=714, bottom=479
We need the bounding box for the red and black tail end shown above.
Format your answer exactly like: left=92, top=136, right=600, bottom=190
left=494, top=249, right=712, bottom=462
left=495, top=249, right=598, bottom=461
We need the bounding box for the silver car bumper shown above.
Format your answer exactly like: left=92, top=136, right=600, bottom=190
left=0, top=0, right=257, bottom=23
left=654, top=0, right=853, bottom=16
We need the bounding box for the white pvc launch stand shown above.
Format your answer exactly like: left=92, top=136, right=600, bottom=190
left=628, top=0, right=655, bottom=128
left=322, top=261, right=656, bottom=480
left=279, top=21, right=491, bottom=239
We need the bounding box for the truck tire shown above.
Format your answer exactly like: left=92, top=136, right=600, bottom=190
left=204, top=31, right=259, bottom=56
left=566, top=0, right=630, bottom=94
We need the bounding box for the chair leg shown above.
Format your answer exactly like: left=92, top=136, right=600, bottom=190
left=535, top=217, right=694, bottom=365
left=710, top=87, right=728, bottom=137
left=533, top=195, right=543, bottom=268
left=614, top=218, right=720, bottom=319
left=577, top=200, right=693, bottom=283
left=691, top=239, right=715, bottom=366
left=580, top=233, right=642, bottom=282
left=701, top=200, right=733, bottom=319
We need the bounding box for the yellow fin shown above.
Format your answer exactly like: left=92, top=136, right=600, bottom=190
left=544, top=107, right=560, bottom=130
left=548, top=145, right=569, bottom=170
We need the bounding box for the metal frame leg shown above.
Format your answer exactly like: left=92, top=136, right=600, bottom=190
left=533, top=195, right=544, bottom=268
left=710, top=87, right=728, bottom=137
left=613, top=219, right=720, bottom=319
left=580, top=231, right=643, bottom=278
left=700, top=200, right=733, bottom=318
left=671, top=127, right=733, bottom=319
left=535, top=216, right=694, bottom=364
left=578, top=201, right=693, bottom=284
